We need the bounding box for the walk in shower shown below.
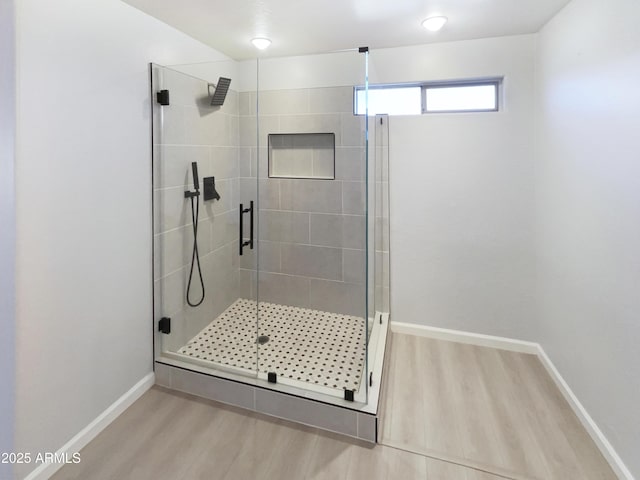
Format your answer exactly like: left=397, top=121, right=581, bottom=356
left=151, top=49, right=389, bottom=440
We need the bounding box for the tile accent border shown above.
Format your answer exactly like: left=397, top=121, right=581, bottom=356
left=390, top=321, right=634, bottom=480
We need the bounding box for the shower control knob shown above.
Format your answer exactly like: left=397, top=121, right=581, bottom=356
left=203, top=177, right=221, bottom=201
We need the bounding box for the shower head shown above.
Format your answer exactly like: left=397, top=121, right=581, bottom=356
left=208, top=77, right=232, bottom=106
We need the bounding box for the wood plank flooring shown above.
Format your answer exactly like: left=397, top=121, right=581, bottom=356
left=379, top=333, right=617, bottom=480
left=52, top=332, right=617, bottom=480
left=52, top=387, right=505, bottom=480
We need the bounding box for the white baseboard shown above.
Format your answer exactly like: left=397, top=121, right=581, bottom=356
left=535, top=348, right=634, bottom=480
left=24, top=372, right=155, bottom=480
left=391, top=321, right=634, bottom=480
left=390, top=321, right=539, bottom=354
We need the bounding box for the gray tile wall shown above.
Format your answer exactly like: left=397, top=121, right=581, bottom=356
left=153, top=66, right=241, bottom=353
left=239, top=86, right=368, bottom=318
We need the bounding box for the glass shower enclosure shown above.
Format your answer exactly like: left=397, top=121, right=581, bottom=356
left=151, top=49, right=389, bottom=413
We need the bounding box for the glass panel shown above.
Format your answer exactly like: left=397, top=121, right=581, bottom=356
left=366, top=113, right=390, bottom=380
left=151, top=62, right=259, bottom=376
left=254, top=50, right=369, bottom=404
left=376, top=115, right=390, bottom=317
left=364, top=52, right=391, bottom=411
left=150, top=51, right=388, bottom=411
left=425, top=84, right=498, bottom=112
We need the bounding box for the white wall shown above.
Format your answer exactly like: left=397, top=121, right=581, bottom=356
left=386, top=36, right=537, bottom=340
left=0, top=0, right=16, bottom=478
left=14, top=0, right=230, bottom=477
left=535, top=0, right=640, bottom=476
left=238, top=50, right=365, bottom=92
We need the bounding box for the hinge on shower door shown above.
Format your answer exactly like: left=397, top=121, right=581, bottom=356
left=158, top=317, right=171, bottom=334
left=156, top=90, right=170, bottom=106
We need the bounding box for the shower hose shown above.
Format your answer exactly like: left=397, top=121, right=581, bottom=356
left=186, top=193, right=205, bottom=307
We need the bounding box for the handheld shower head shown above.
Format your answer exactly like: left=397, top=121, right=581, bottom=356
left=191, top=162, right=200, bottom=191
left=208, top=77, right=232, bottom=106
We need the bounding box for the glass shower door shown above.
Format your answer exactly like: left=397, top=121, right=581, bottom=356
left=253, top=50, right=370, bottom=402
left=151, top=62, right=259, bottom=376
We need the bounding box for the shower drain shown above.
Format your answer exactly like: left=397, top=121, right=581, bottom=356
left=257, top=335, right=269, bottom=345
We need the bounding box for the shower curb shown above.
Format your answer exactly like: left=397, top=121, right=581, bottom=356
left=155, top=361, right=378, bottom=443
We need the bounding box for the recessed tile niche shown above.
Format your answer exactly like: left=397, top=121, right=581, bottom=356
left=268, top=133, right=335, bottom=179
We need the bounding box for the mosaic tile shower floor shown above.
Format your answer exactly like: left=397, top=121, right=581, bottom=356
left=178, top=298, right=366, bottom=391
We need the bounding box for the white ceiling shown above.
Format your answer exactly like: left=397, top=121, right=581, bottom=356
left=123, top=0, right=572, bottom=60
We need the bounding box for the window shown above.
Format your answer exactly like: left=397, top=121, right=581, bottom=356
left=354, top=86, right=422, bottom=116
left=424, top=82, right=499, bottom=113
left=354, top=78, right=501, bottom=115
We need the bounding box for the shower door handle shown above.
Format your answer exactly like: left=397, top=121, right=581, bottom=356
left=239, top=201, right=254, bottom=256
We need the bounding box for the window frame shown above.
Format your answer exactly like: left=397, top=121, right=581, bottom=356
left=353, top=77, right=503, bottom=116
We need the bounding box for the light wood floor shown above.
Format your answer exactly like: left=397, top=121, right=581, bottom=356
left=52, top=387, right=505, bottom=480
left=53, top=333, right=617, bottom=480
left=380, top=333, right=617, bottom=480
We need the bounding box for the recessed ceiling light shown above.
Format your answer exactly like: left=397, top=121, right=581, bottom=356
left=251, top=38, right=272, bottom=50
left=421, top=16, right=448, bottom=32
